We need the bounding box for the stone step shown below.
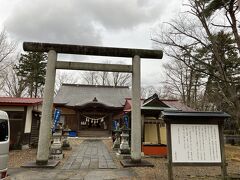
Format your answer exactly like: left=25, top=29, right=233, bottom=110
left=78, top=130, right=110, bottom=137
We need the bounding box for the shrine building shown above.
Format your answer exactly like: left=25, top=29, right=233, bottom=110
left=54, top=84, right=131, bottom=137
left=123, top=93, right=194, bottom=156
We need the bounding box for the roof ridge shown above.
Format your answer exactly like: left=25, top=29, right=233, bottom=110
left=62, top=83, right=129, bottom=88
left=0, top=96, right=42, bottom=100
left=125, top=98, right=178, bottom=101
left=160, top=99, right=178, bottom=101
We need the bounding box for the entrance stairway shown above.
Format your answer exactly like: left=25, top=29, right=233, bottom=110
left=78, top=130, right=110, bottom=137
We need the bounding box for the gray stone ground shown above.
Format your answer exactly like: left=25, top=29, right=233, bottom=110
left=62, top=139, right=116, bottom=170
left=7, top=169, right=135, bottom=180
left=7, top=139, right=136, bottom=180
left=10, top=139, right=239, bottom=179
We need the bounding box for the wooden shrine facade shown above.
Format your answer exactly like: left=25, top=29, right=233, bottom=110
left=54, top=84, right=130, bottom=137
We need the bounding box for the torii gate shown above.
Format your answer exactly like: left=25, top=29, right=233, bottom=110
left=23, top=42, right=163, bottom=166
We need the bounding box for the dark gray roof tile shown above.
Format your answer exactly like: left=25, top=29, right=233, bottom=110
left=54, top=84, right=131, bottom=108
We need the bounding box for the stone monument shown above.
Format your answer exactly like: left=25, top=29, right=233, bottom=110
left=49, top=125, right=64, bottom=160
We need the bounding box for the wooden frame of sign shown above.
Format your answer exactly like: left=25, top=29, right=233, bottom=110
left=162, top=111, right=230, bottom=180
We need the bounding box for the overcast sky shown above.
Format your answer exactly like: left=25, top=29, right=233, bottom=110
left=0, top=0, right=183, bottom=87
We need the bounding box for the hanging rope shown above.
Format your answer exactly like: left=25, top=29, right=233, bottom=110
left=82, top=114, right=108, bottom=122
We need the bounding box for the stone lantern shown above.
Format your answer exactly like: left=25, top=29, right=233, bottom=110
left=62, top=129, right=71, bottom=150
left=119, top=125, right=130, bottom=154
left=49, top=125, right=64, bottom=160
left=112, top=122, right=121, bottom=150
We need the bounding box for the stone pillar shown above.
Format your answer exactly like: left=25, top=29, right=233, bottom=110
left=131, top=55, right=141, bottom=162
left=36, top=50, right=57, bottom=165
left=77, top=111, right=80, bottom=131
left=141, top=114, right=145, bottom=145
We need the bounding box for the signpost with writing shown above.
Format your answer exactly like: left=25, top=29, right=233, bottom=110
left=162, top=111, right=230, bottom=180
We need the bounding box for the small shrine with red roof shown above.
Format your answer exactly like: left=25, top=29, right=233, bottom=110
left=0, top=97, right=42, bottom=149
left=123, top=93, right=194, bottom=156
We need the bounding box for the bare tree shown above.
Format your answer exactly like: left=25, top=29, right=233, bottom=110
left=0, top=70, right=7, bottom=92
left=111, top=72, right=131, bottom=87
left=162, top=60, right=204, bottom=109
left=0, top=29, right=17, bottom=88
left=81, top=71, right=99, bottom=85
left=81, top=61, right=131, bottom=87
left=55, top=71, right=80, bottom=94
left=0, top=29, right=16, bottom=70
left=81, top=70, right=131, bottom=87
left=152, top=0, right=240, bottom=124
left=141, top=86, right=160, bottom=99
left=98, top=71, right=110, bottom=86
left=204, top=0, right=240, bottom=53
left=3, top=67, right=27, bottom=97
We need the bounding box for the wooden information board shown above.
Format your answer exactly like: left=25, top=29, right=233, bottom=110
left=171, top=124, right=221, bottom=163
left=162, top=111, right=230, bottom=180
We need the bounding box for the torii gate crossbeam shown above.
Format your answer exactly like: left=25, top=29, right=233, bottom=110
left=23, top=42, right=163, bottom=166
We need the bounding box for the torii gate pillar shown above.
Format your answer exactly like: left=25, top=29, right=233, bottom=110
left=36, top=50, right=57, bottom=165
left=131, top=55, right=141, bottom=162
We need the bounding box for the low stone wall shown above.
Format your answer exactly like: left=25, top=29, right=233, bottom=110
left=224, top=135, right=240, bottom=145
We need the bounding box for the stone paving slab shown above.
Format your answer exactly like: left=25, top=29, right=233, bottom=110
left=8, top=139, right=125, bottom=179
left=62, top=140, right=116, bottom=170
left=8, top=168, right=135, bottom=180
left=21, top=160, right=60, bottom=168
left=70, top=169, right=135, bottom=180
left=89, top=158, right=99, bottom=169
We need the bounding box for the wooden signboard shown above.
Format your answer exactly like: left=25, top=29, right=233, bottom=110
left=171, top=124, right=221, bottom=163
left=162, top=111, right=230, bottom=180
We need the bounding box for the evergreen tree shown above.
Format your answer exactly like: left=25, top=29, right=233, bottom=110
left=200, top=31, right=240, bottom=126
left=204, top=0, right=240, bottom=53
left=152, top=0, right=240, bottom=127
left=15, top=52, right=47, bottom=98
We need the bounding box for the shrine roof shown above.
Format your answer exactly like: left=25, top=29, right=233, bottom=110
left=0, top=97, right=42, bottom=106
left=123, top=93, right=194, bottom=112
left=54, top=84, right=131, bottom=108
left=162, top=111, right=230, bottom=118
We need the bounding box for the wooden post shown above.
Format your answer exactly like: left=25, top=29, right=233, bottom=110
left=21, top=106, right=27, bottom=146
left=109, top=113, right=113, bottom=134
left=219, top=122, right=227, bottom=180
left=77, top=111, right=80, bottom=132
left=157, top=122, right=161, bottom=144
left=141, top=115, right=144, bottom=145
left=166, top=122, right=173, bottom=180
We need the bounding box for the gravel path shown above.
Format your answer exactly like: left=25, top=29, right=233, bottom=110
left=8, top=138, right=83, bottom=168
left=8, top=139, right=240, bottom=179
left=103, top=140, right=240, bottom=180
